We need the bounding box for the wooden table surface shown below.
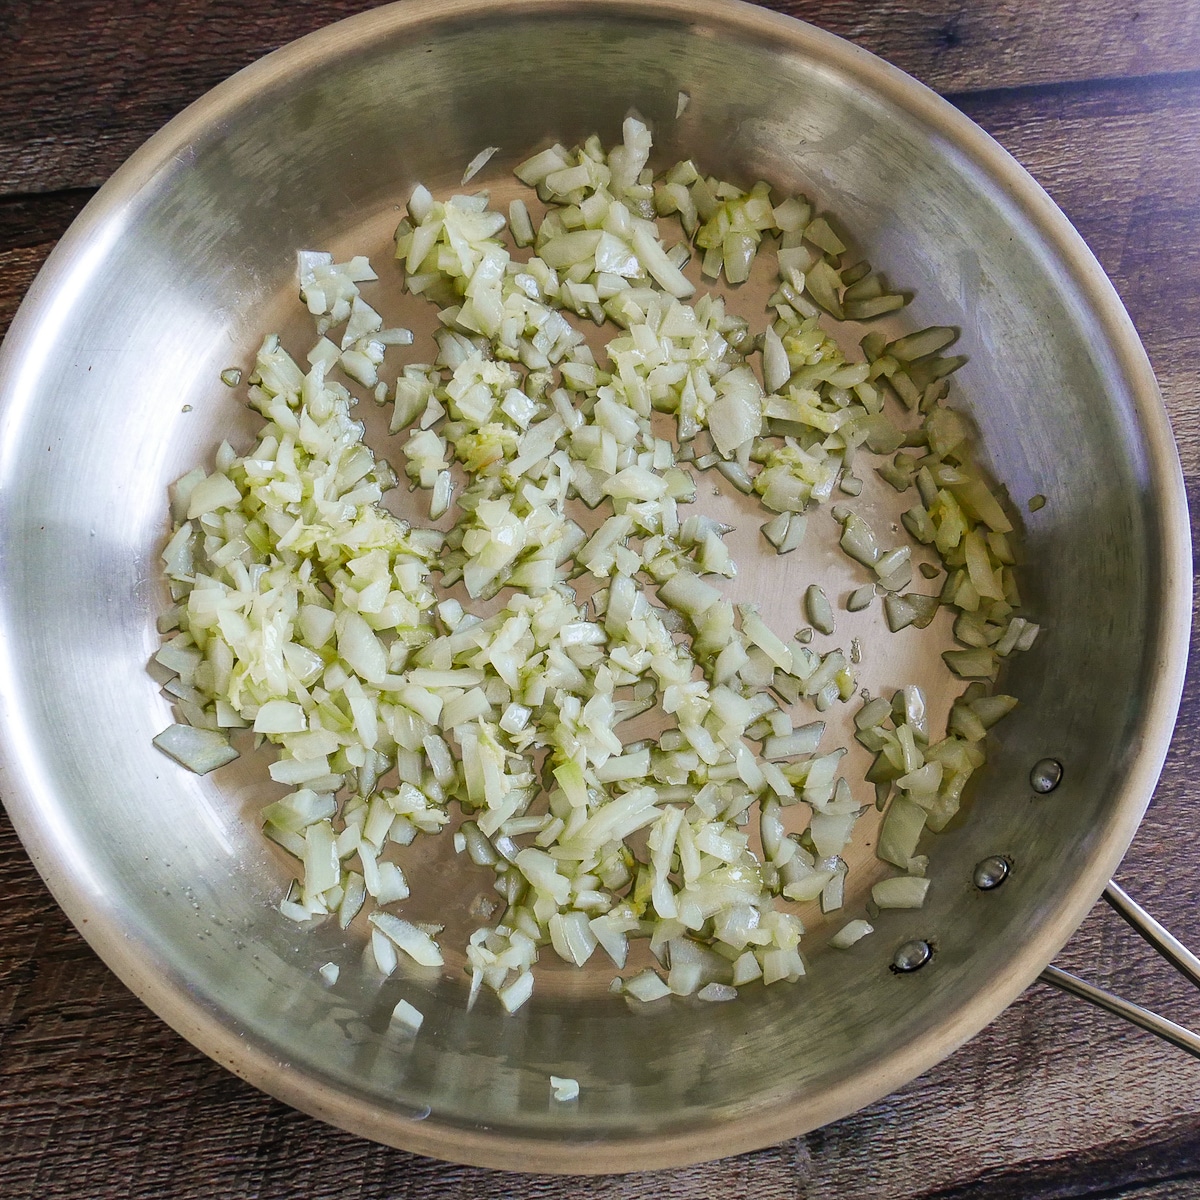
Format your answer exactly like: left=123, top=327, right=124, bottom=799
left=3, top=1, right=1200, bottom=1195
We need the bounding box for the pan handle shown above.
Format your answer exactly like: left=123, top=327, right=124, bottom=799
left=1039, top=881, right=1200, bottom=1059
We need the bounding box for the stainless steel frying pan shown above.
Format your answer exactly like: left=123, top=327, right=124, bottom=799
left=0, top=0, right=1190, bottom=1173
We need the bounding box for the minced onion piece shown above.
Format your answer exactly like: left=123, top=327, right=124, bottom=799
left=154, top=118, right=1038, bottom=1021
left=152, top=724, right=239, bottom=775
left=462, top=146, right=500, bottom=185
left=872, top=876, right=931, bottom=908
left=391, top=998, right=425, bottom=1034
left=829, top=919, right=874, bottom=948
left=847, top=584, right=875, bottom=612
left=805, top=584, right=835, bottom=635
left=550, top=1074, right=580, bottom=1101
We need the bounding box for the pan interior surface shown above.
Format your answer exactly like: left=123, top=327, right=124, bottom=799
left=0, top=0, right=1187, bottom=1172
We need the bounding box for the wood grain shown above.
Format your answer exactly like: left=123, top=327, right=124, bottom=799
left=4, top=1, right=1200, bottom=1197
left=3, top=0, right=1200, bottom=194
left=0, top=190, right=93, bottom=339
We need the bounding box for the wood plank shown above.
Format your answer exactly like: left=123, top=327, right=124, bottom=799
left=4, top=16, right=1200, bottom=1198
left=3, top=0, right=1200, bottom=194
left=0, top=0, right=381, bottom=195
left=768, top=0, right=1200, bottom=94
left=0, top=191, right=94, bottom=246
left=0, top=191, right=93, bottom=341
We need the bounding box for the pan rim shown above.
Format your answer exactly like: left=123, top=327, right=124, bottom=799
left=0, top=0, right=1190, bottom=1173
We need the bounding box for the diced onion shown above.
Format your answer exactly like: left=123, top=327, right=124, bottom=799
left=155, top=118, right=1035, bottom=1022
left=152, top=724, right=238, bottom=775
left=391, top=998, right=425, bottom=1033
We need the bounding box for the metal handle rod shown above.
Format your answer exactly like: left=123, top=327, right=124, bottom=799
left=1102, top=880, right=1200, bottom=990
left=1041, top=880, right=1200, bottom=1060
left=1040, top=965, right=1200, bottom=1059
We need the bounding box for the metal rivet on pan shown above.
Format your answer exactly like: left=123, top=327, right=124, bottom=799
left=973, top=855, right=1010, bottom=890
left=1030, top=758, right=1063, bottom=794
left=891, top=939, right=933, bottom=973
